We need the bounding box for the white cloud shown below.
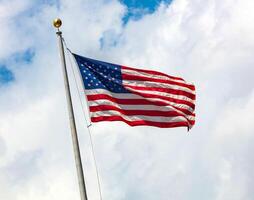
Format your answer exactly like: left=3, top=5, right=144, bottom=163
left=0, top=0, right=254, bottom=199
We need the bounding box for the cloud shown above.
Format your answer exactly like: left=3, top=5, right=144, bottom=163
left=0, top=0, right=254, bottom=199
left=0, top=0, right=35, bottom=59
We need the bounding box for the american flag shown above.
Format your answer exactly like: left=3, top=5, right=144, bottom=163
left=73, top=54, right=196, bottom=130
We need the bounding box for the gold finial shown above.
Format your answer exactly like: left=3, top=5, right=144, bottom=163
left=53, top=18, right=62, bottom=28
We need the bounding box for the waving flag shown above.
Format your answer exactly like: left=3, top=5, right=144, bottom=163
left=73, top=54, right=196, bottom=130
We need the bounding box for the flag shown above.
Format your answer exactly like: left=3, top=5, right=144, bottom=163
left=73, top=54, right=196, bottom=130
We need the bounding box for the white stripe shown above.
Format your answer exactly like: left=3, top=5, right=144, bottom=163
left=123, top=85, right=193, bottom=111
left=122, top=69, right=186, bottom=84
left=85, top=89, right=141, bottom=99
left=88, top=100, right=195, bottom=121
left=124, top=85, right=195, bottom=103
left=123, top=80, right=195, bottom=94
left=86, top=89, right=194, bottom=112
left=91, top=110, right=190, bottom=123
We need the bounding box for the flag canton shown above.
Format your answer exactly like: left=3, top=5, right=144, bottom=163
left=74, top=54, right=129, bottom=93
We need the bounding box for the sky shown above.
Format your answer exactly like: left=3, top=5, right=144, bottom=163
left=0, top=0, right=254, bottom=200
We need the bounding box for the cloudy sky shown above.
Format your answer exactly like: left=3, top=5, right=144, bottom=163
left=0, top=0, right=254, bottom=199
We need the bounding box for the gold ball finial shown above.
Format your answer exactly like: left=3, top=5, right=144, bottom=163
left=53, top=18, right=62, bottom=28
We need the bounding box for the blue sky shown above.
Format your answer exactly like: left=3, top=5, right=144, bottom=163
left=0, top=65, right=14, bottom=84
left=121, top=0, right=172, bottom=22
left=0, top=49, right=34, bottom=85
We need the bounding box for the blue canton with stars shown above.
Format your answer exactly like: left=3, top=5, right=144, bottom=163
left=73, top=54, right=130, bottom=93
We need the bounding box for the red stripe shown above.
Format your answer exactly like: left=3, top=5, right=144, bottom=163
left=122, top=65, right=184, bottom=81
left=122, top=74, right=195, bottom=91
left=124, top=88, right=195, bottom=110
left=87, top=94, right=195, bottom=116
left=89, top=105, right=194, bottom=123
left=123, top=84, right=196, bottom=100
left=91, top=116, right=193, bottom=128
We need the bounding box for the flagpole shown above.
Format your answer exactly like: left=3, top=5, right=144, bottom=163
left=53, top=18, right=88, bottom=200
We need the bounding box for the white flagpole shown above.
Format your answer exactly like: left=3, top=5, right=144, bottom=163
left=53, top=18, right=88, bottom=200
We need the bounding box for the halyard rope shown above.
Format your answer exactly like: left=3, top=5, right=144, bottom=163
left=63, top=38, right=103, bottom=200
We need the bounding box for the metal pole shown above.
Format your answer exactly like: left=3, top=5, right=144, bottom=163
left=53, top=18, right=88, bottom=200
